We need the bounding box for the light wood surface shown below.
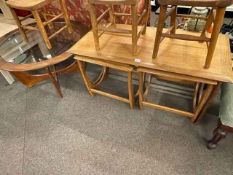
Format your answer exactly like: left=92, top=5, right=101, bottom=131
left=68, top=25, right=233, bottom=83
left=0, top=23, right=17, bottom=37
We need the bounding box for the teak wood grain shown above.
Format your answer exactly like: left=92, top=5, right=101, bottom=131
left=68, top=25, right=233, bottom=83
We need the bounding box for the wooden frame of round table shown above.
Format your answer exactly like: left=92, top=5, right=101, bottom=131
left=0, top=52, right=77, bottom=97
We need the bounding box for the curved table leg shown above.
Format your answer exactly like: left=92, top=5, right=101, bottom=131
left=193, top=83, right=220, bottom=123
left=193, top=83, right=199, bottom=111
left=193, top=83, right=204, bottom=111
left=77, top=59, right=134, bottom=108
left=144, top=74, right=152, bottom=97
left=192, top=84, right=216, bottom=123
left=138, top=72, right=144, bottom=109
left=77, top=60, right=108, bottom=96
left=128, top=71, right=134, bottom=109
left=93, top=66, right=108, bottom=87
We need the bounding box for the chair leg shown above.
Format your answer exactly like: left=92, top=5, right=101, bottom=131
left=152, top=5, right=167, bottom=58
left=32, top=10, right=52, bottom=49
left=88, top=3, right=100, bottom=51
left=204, top=7, right=226, bottom=69
left=200, top=9, right=214, bottom=39
left=109, top=5, right=116, bottom=26
left=131, top=4, right=138, bottom=55
left=59, top=0, right=72, bottom=33
left=170, top=5, right=177, bottom=34
left=42, top=7, right=54, bottom=30
left=142, top=0, right=151, bottom=35
left=77, top=60, right=94, bottom=96
left=9, top=7, right=28, bottom=42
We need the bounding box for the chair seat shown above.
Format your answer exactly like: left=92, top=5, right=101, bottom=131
left=6, top=0, right=53, bottom=10
left=158, top=0, right=233, bottom=7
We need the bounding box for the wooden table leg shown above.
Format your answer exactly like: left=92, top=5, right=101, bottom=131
left=192, top=83, right=200, bottom=111
left=193, top=83, right=205, bottom=111
left=192, top=84, right=216, bottom=123
left=138, top=72, right=144, bottom=109
left=77, top=60, right=108, bottom=96
left=47, top=66, right=63, bottom=97
left=77, top=60, right=94, bottom=96
left=128, top=71, right=134, bottom=109
left=93, top=67, right=108, bottom=87
left=143, top=73, right=152, bottom=97
left=193, top=83, right=220, bottom=123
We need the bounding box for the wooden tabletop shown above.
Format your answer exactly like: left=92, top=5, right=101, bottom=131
left=68, top=24, right=233, bottom=83
left=0, top=23, right=17, bottom=38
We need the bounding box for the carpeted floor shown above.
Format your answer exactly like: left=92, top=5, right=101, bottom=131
left=0, top=71, right=233, bottom=175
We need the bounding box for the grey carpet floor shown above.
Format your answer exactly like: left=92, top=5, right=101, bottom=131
left=0, top=72, right=233, bottom=175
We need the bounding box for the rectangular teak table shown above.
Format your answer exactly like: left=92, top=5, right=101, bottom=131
left=68, top=24, right=233, bottom=122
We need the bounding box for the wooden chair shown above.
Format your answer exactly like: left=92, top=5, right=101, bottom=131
left=0, top=52, right=77, bottom=97
left=88, top=0, right=151, bottom=55
left=152, top=0, right=233, bottom=68
left=6, top=0, right=73, bottom=49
